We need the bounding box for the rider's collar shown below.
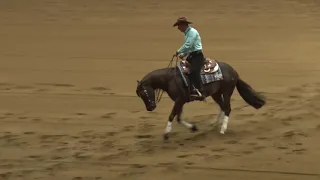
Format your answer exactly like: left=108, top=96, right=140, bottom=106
left=184, top=26, right=191, bottom=35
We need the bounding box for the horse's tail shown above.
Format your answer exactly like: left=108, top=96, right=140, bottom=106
left=236, top=78, right=266, bottom=109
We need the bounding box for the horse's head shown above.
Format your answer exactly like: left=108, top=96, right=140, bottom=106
left=136, top=80, right=156, bottom=111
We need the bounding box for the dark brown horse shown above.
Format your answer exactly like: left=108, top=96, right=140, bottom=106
left=136, top=57, right=265, bottom=140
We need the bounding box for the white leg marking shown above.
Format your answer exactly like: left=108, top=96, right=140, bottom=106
left=165, top=121, right=172, bottom=134
left=217, top=111, right=225, bottom=124
left=211, top=110, right=225, bottom=126
left=181, top=120, right=193, bottom=129
left=220, top=116, right=229, bottom=134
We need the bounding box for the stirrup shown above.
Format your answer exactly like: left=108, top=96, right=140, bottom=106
left=194, top=88, right=202, bottom=96
left=191, top=87, right=202, bottom=97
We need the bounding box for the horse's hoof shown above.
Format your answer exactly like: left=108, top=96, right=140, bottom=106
left=163, top=133, right=169, bottom=140
left=191, top=125, right=198, bottom=132
left=220, top=125, right=227, bottom=134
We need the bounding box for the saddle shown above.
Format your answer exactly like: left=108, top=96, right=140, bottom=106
left=179, top=57, right=218, bottom=74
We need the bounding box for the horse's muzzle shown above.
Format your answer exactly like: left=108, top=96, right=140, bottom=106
left=146, top=102, right=156, bottom=111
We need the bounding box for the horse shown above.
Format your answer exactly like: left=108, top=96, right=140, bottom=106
left=136, top=56, right=266, bottom=140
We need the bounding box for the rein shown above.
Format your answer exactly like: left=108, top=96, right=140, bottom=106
left=155, top=55, right=180, bottom=103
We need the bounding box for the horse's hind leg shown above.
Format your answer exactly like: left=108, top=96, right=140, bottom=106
left=210, top=93, right=225, bottom=127
left=220, top=85, right=236, bottom=134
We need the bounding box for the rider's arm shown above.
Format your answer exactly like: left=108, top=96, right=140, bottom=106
left=177, top=30, right=197, bottom=56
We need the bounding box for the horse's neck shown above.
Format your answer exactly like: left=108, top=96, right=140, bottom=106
left=142, top=67, right=174, bottom=91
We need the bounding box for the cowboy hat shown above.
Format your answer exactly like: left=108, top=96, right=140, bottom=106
left=173, top=17, right=193, bottom=27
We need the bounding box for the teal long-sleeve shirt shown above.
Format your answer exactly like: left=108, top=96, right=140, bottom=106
left=177, top=26, right=203, bottom=56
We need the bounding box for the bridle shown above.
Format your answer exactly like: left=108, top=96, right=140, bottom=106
left=137, top=83, right=155, bottom=105
left=142, top=86, right=153, bottom=104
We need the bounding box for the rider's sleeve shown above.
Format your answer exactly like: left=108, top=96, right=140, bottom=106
left=177, top=30, right=197, bottom=56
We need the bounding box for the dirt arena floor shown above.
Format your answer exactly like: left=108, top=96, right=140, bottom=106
left=1, top=0, right=320, bottom=179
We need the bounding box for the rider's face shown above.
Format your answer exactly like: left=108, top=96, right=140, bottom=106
left=177, top=24, right=187, bottom=32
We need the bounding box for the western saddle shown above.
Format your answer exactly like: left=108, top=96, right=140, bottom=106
left=179, top=57, right=218, bottom=74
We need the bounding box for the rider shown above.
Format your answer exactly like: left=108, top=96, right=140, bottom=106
left=173, top=17, right=205, bottom=98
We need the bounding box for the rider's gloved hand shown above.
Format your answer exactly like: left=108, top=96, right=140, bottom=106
left=178, top=54, right=185, bottom=59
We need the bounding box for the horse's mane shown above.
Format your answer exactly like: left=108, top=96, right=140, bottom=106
left=141, top=67, right=175, bottom=83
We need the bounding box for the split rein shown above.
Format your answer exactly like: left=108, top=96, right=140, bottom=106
left=155, top=55, right=180, bottom=104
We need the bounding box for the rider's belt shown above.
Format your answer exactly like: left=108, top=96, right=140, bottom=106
left=190, top=50, right=202, bottom=55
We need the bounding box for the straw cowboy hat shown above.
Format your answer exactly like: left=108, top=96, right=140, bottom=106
left=173, top=17, right=193, bottom=27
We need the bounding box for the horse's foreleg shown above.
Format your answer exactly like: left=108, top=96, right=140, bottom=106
left=163, top=101, right=180, bottom=140
left=176, top=102, right=198, bottom=133
left=213, top=111, right=225, bottom=127
left=164, top=115, right=174, bottom=140
left=164, top=99, right=197, bottom=140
